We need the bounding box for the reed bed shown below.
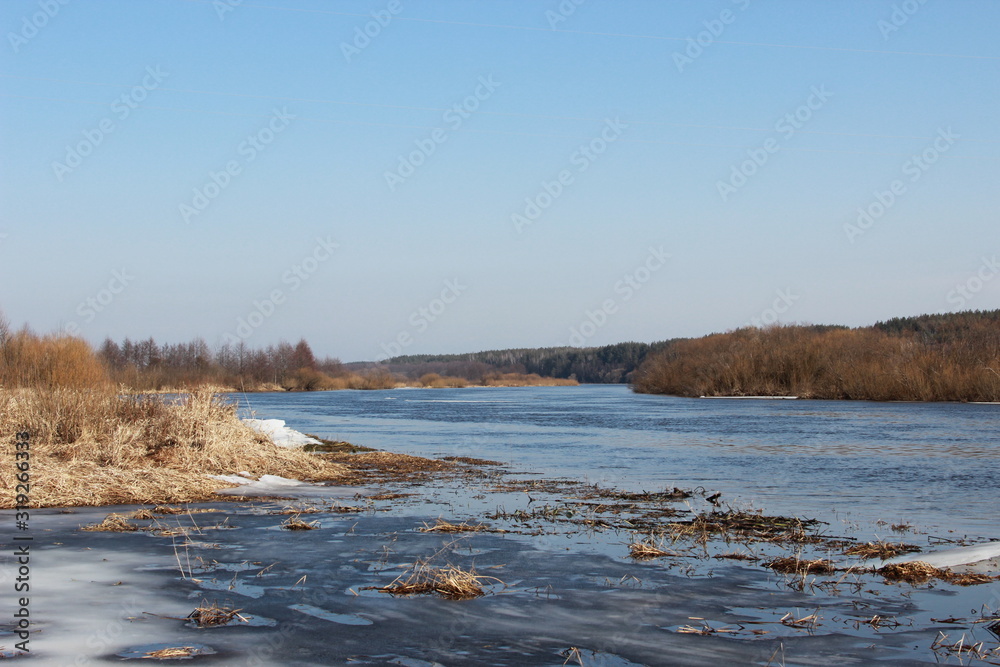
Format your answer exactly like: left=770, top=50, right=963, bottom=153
left=0, top=387, right=345, bottom=508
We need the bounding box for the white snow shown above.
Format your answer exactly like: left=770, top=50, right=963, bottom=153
left=210, top=473, right=319, bottom=497
left=242, top=418, right=321, bottom=448
left=882, top=541, right=1000, bottom=568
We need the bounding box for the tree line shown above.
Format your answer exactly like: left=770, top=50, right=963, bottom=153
left=632, top=310, right=1000, bottom=401
left=375, top=341, right=669, bottom=384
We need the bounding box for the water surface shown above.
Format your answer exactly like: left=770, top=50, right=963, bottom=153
left=236, top=385, right=1000, bottom=538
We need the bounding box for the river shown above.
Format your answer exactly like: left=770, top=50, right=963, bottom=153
left=236, top=384, right=1000, bottom=540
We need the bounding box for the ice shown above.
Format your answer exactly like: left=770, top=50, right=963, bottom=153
left=210, top=472, right=318, bottom=496
left=243, top=417, right=321, bottom=448
left=883, top=541, right=1000, bottom=568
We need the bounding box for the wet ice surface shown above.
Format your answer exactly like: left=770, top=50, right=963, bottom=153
left=4, top=469, right=999, bottom=666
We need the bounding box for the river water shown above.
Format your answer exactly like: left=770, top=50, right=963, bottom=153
left=237, top=385, right=1000, bottom=540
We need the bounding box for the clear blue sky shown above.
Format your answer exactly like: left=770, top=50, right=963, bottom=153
left=2, top=0, right=998, bottom=361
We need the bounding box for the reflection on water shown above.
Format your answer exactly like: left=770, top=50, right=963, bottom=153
left=234, top=385, right=1000, bottom=537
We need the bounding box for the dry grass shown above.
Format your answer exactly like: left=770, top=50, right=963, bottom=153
left=876, top=561, right=997, bottom=586
left=878, top=561, right=942, bottom=584
left=931, top=632, right=1000, bottom=661
left=187, top=601, right=247, bottom=627
left=280, top=514, right=320, bottom=531
left=844, top=540, right=921, bottom=560
left=144, top=646, right=199, bottom=658
left=368, top=559, right=503, bottom=600
left=765, top=557, right=836, bottom=575
left=0, top=387, right=346, bottom=508
left=628, top=540, right=672, bottom=561
left=418, top=519, right=489, bottom=534
left=81, top=513, right=141, bottom=532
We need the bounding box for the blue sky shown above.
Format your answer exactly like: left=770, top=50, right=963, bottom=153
left=1, top=0, right=998, bottom=361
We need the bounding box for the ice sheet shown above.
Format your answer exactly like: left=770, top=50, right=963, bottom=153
left=243, top=418, right=321, bottom=448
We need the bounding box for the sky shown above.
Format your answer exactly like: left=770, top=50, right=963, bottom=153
left=1, top=0, right=998, bottom=362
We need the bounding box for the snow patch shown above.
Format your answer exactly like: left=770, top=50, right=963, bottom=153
left=210, top=473, right=318, bottom=496
left=243, top=418, right=321, bottom=448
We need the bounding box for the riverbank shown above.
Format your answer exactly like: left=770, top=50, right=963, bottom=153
left=0, top=388, right=346, bottom=509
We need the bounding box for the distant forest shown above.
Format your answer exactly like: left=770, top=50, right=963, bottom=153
left=365, top=341, right=672, bottom=384
left=633, top=310, right=1000, bottom=402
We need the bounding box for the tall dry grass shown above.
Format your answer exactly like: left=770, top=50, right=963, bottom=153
left=0, top=387, right=345, bottom=508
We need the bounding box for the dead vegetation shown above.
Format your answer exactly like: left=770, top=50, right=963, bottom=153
left=144, top=646, right=200, bottom=658
left=667, top=510, right=822, bottom=544
left=765, top=557, right=836, bottom=575
left=930, top=632, right=1000, bottom=661
left=441, top=456, right=504, bottom=466
left=418, top=519, right=490, bottom=534
left=628, top=540, right=672, bottom=561
left=280, top=514, right=320, bottom=531
left=843, top=540, right=921, bottom=560
left=0, top=387, right=346, bottom=508
left=81, top=513, right=142, bottom=532
left=367, top=561, right=503, bottom=600
left=186, top=601, right=247, bottom=627
left=878, top=561, right=1000, bottom=586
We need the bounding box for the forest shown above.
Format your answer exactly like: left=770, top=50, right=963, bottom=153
left=632, top=310, right=1000, bottom=402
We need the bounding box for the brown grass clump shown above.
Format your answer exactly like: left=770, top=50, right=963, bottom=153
left=844, top=541, right=921, bottom=560
left=765, top=557, right=836, bottom=575
left=371, top=562, right=501, bottom=600
left=0, top=387, right=346, bottom=508
left=144, top=647, right=199, bottom=658
left=280, top=514, right=320, bottom=530
left=130, top=508, right=156, bottom=520
left=418, top=519, right=489, bottom=534
left=877, top=561, right=1000, bottom=586
left=878, top=561, right=942, bottom=584
left=187, top=601, right=247, bottom=627
left=628, top=540, right=671, bottom=561
left=81, top=513, right=141, bottom=532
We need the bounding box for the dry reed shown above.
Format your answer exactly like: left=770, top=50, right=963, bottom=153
left=0, top=387, right=345, bottom=508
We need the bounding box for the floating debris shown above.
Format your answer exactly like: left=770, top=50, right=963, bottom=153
left=418, top=519, right=490, bottom=534
left=280, top=514, right=320, bottom=531
left=81, top=513, right=141, bottom=532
